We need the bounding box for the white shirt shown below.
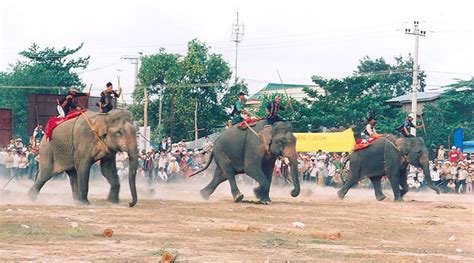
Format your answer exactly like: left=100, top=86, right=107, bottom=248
left=158, top=170, right=168, bottom=180
left=366, top=124, right=376, bottom=136
left=431, top=170, right=440, bottom=181
left=158, top=157, right=167, bottom=169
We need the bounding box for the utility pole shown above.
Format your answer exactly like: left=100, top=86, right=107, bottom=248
left=405, top=21, right=426, bottom=136
left=231, top=12, right=244, bottom=83
left=194, top=99, right=198, bottom=149
left=123, top=55, right=147, bottom=149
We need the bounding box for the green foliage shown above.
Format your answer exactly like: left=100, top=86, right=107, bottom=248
left=135, top=39, right=233, bottom=142
left=305, top=56, right=422, bottom=135
left=0, top=87, right=63, bottom=141
left=0, top=43, right=88, bottom=140
left=0, top=43, right=89, bottom=87
left=423, top=78, right=474, bottom=149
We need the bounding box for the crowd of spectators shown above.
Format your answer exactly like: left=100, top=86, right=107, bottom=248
left=0, top=138, right=40, bottom=181
left=1, top=129, right=472, bottom=196
left=430, top=145, right=473, bottom=194
left=134, top=136, right=214, bottom=185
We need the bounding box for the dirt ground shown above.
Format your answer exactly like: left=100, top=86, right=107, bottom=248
left=0, top=175, right=473, bottom=262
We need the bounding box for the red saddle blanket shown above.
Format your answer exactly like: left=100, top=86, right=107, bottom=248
left=45, top=110, right=86, bottom=140
left=353, top=137, right=380, bottom=152
left=237, top=117, right=261, bottom=129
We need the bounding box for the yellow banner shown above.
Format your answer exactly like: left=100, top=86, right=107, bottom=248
left=294, top=128, right=355, bottom=152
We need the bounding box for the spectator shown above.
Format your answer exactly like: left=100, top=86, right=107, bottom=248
left=18, top=152, right=28, bottom=178
left=457, top=148, right=465, bottom=161
left=159, top=136, right=169, bottom=153
left=466, top=168, right=472, bottom=193
left=167, top=157, right=181, bottom=181
left=4, top=149, right=14, bottom=177
left=33, top=124, right=44, bottom=147
left=456, top=162, right=468, bottom=194
left=448, top=146, right=460, bottom=163
left=430, top=164, right=441, bottom=187
left=437, top=145, right=446, bottom=162
left=447, top=179, right=456, bottom=193
left=308, top=159, right=318, bottom=183
left=142, top=151, right=154, bottom=185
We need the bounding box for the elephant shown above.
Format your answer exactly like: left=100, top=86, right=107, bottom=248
left=189, top=120, right=301, bottom=204
left=337, top=135, right=440, bottom=202
left=28, top=109, right=139, bottom=207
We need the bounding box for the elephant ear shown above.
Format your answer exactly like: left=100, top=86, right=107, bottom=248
left=93, top=115, right=108, bottom=137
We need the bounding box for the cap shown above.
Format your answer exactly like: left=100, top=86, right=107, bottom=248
left=238, top=92, right=246, bottom=96
left=408, top=113, right=415, bottom=119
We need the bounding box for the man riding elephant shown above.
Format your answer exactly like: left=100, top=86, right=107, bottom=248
left=265, top=96, right=291, bottom=125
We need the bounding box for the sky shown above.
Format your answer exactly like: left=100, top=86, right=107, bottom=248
left=1, top=0, right=472, bottom=103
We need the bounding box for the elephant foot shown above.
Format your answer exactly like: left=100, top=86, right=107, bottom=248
left=106, top=196, right=120, bottom=204
left=27, top=188, right=38, bottom=202
left=394, top=197, right=404, bottom=202
left=233, top=193, right=244, bottom=203
left=376, top=194, right=387, bottom=201
left=337, top=190, right=346, bottom=200
left=258, top=196, right=272, bottom=205
left=77, top=199, right=91, bottom=206
left=200, top=188, right=211, bottom=200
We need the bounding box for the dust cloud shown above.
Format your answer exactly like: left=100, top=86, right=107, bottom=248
left=1, top=171, right=472, bottom=206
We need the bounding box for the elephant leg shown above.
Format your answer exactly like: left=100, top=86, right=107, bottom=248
left=227, top=172, right=244, bottom=203
left=28, top=165, right=54, bottom=201
left=399, top=168, right=409, bottom=197
left=369, top=176, right=386, bottom=201
left=101, top=156, right=120, bottom=204
left=65, top=169, right=79, bottom=201
left=337, top=177, right=358, bottom=200
left=388, top=172, right=402, bottom=202
left=76, top=162, right=92, bottom=205
left=200, top=166, right=227, bottom=200
left=253, top=162, right=274, bottom=203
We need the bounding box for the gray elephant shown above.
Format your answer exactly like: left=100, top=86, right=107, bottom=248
left=338, top=135, right=440, bottom=202
left=28, top=109, right=139, bottom=207
left=190, top=120, right=300, bottom=203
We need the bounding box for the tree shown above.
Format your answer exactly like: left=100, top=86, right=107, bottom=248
left=0, top=43, right=90, bottom=87
left=133, top=39, right=232, bottom=142
left=305, top=56, right=422, bottom=135
left=423, top=78, right=474, bottom=150
left=0, top=43, right=89, bottom=140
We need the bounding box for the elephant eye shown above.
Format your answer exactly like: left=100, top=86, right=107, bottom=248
left=116, top=130, right=123, bottom=136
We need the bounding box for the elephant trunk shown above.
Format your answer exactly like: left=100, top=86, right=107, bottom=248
left=420, top=155, right=440, bottom=195
left=127, top=137, right=139, bottom=207
left=285, top=148, right=300, bottom=197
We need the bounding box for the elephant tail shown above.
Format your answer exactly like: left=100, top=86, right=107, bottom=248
left=188, top=151, right=214, bottom=178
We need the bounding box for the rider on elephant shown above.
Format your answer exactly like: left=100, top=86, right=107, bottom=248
left=59, top=88, right=88, bottom=116
left=231, top=92, right=247, bottom=125
left=396, top=113, right=424, bottom=137
left=265, top=96, right=291, bottom=125
left=361, top=116, right=382, bottom=142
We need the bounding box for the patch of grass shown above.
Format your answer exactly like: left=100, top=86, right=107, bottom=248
left=65, top=228, right=88, bottom=238
left=310, top=238, right=334, bottom=244
left=261, top=237, right=292, bottom=247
